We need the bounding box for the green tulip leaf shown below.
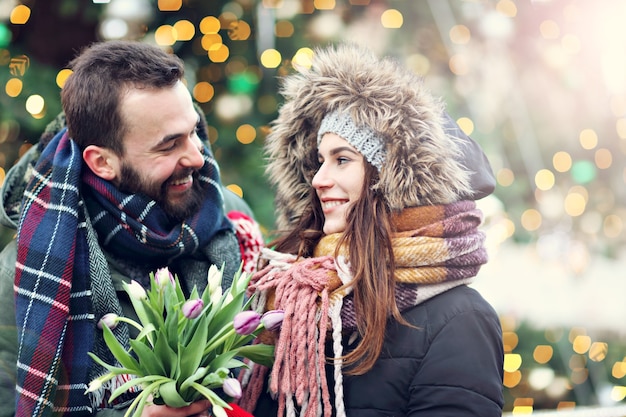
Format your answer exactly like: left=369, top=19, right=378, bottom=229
left=129, top=339, right=167, bottom=376
left=101, top=325, right=141, bottom=372
left=159, top=379, right=191, bottom=408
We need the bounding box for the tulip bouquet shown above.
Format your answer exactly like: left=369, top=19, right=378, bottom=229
left=87, top=265, right=281, bottom=417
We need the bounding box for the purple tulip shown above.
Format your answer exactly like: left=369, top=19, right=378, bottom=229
left=233, top=310, right=261, bottom=335
left=261, top=310, right=285, bottom=331
left=154, top=267, right=175, bottom=288
left=182, top=299, right=204, bottom=319
left=97, top=313, right=119, bottom=330
left=222, top=377, right=242, bottom=399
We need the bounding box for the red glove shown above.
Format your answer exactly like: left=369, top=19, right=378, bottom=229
left=225, top=403, right=254, bottom=417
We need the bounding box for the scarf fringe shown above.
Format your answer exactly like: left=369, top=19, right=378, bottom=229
left=89, top=373, right=141, bottom=411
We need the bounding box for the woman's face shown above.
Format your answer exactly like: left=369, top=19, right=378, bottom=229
left=312, top=132, right=366, bottom=235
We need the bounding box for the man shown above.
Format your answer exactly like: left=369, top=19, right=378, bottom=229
left=0, top=41, right=261, bottom=417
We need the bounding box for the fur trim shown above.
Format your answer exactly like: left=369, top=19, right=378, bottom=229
left=265, top=43, right=473, bottom=230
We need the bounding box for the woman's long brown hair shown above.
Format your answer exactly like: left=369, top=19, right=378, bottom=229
left=269, top=162, right=407, bottom=375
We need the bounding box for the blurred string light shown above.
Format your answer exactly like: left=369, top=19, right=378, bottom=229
left=25, top=94, right=45, bottom=119
left=226, top=183, right=243, bottom=198
left=502, top=320, right=626, bottom=410
left=4, top=78, right=21, bottom=97
left=0, top=24, right=11, bottom=47
left=9, top=4, right=30, bottom=24
left=158, top=0, right=182, bottom=12
left=380, top=9, right=403, bottom=28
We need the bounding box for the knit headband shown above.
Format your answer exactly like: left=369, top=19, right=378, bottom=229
left=317, top=110, right=386, bottom=171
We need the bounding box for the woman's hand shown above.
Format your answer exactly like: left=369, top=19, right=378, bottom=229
left=140, top=399, right=212, bottom=417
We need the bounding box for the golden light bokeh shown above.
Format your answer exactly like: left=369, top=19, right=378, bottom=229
left=173, top=20, right=195, bottom=41
left=579, top=128, right=598, bottom=150
left=552, top=151, right=572, bottom=172
left=228, top=20, right=251, bottom=41
left=535, top=169, right=555, bottom=191
left=612, top=362, right=626, bottom=379
left=503, top=331, right=519, bottom=352
left=572, top=335, right=591, bottom=354
left=539, top=19, right=560, bottom=39
left=504, top=353, right=522, bottom=373
left=154, top=25, right=176, bottom=46
left=449, top=53, right=469, bottom=75
left=521, top=209, right=542, bottom=231
left=260, top=49, right=282, bottom=68
left=226, top=183, right=243, bottom=198
left=449, top=25, right=471, bottom=45
left=497, top=168, right=515, bottom=187
left=456, top=117, right=474, bottom=135
left=208, top=44, right=229, bottom=63
left=158, top=0, right=182, bottom=12
left=193, top=82, right=215, bottom=103
left=503, top=370, right=522, bottom=388
left=564, top=191, right=586, bottom=217
left=201, top=34, right=223, bottom=51
left=292, top=48, right=314, bottom=70
left=594, top=148, right=612, bottom=169
left=381, top=9, right=403, bottom=29
left=314, top=0, right=335, bottom=10
left=496, top=0, right=517, bottom=17
left=5, top=78, right=22, bottom=97
left=588, top=342, right=608, bottom=362
left=533, top=345, right=554, bottom=364
left=10, top=5, right=31, bottom=25
left=200, top=16, right=221, bottom=34
left=236, top=124, right=256, bottom=144
left=56, top=69, right=73, bottom=88
left=275, top=20, right=295, bottom=38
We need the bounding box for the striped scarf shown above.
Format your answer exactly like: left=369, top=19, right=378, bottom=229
left=14, top=128, right=232, bottom=416
left=238, top=200, right=487, bottom=417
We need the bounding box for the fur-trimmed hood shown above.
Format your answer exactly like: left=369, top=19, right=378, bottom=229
left=265, top=43, right=495, bottom=230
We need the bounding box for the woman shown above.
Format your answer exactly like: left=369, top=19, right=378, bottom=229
left=238, top=43, right=504, bottom=417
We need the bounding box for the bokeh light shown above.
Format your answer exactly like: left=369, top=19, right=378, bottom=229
left=5, top=78, right=22, bottom=97
left=236, top=124, right=256, bottom=144
left=193, top=82, right=215, bottom=103
left=25, top=94, right=45, bottom=119
left=381, top=9, right=403, bottom=29
left=200, top=16, right=221, bottom=34
left=158, top=0, right=182, bottom=12
left=10, top=5, right=31, bottom=25
left=173, top=20, right=195, bottom=41
left=260, top=49, right=281, bottom=68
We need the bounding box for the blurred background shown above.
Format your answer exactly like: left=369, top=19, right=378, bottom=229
left=1, top=0, right=626, bottom=414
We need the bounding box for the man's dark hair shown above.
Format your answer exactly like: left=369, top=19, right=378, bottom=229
left=61, top=40, right=185, bottom=155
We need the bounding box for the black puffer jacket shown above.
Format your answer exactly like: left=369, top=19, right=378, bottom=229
left=253, top=284, right=504, bottom=417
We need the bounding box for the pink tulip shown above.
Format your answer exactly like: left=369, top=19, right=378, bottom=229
left=182, top=299, right=204, bottom=319
left=154, top=267, right=175, bottom=288
left=233, top=310, right=261, bottom=335
left=261, top=310, right=285, bottom=331
left=97, top=313, right=119, bottom=330
left=222, top=377, right=242, bottom=399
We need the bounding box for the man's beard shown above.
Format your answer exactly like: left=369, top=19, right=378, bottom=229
left=118, top=163, right=208, bottom=223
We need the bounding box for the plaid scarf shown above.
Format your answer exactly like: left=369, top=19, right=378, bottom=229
left=239, top=201, right=487, bottom=417
left=14, top=128, right=233, bottom=416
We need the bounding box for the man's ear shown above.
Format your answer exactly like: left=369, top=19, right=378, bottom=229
left=82, top=145, right=119, bottom=181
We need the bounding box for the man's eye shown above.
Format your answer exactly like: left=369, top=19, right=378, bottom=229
left=162, top=141, right=178, bottom=151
